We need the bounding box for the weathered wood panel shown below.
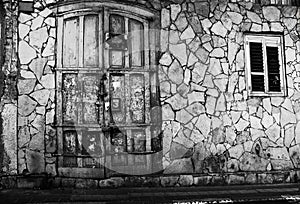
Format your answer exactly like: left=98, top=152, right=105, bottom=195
left=62, top=74, right=78, bottom=123
left=84, top=15, right=99, bottom=67
left=129, top=19, right=143, bottom=67
left=63, top=18, right=79, bottom=67
left=129, top=74, right=145, bottom=123
left=82, top=74, right=100, bottom=124
left=110, top=74, right=126, bottom=123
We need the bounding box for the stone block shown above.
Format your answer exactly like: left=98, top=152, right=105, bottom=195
left=19, top=41, right=36, bottom=65
left=61, top=178, right=76, bottom=188
left=26, top=150, right=45, bottom=174
left=193, top=176, right=212, bottom=186
left=160, top=176, right=179, bottom=187
left=75, top=179, right=98, bottom=189
left=164, top=158, right=194, bottom=174
left=178, top=175, right=193, bottom=186
left=245, top=173, right=257, bottom=184
left=99, top=177, right=124, bottom=188
left=227, top=174, right=245, bottom=185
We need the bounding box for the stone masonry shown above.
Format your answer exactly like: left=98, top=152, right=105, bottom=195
left=160, top=0, right=300, bottom=176
left=1, top=0, right=300, bottom=188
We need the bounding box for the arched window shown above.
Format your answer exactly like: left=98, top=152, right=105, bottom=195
left=55, top=3, right=161, bottom=177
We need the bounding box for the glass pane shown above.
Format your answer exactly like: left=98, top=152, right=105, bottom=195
left=110, top=128, right=126, bottom=153
left=251, top=75, right=265, bottom=92
left=109, top=15, right=126, bottom=49
left=63, top=130, right=78, bottom=155
left=84, top=15, right=99, bottom=67
left=63, top=18, right=79, bottom=67
left=110, top=74, right=126, bottom=123
left=62, top=74, right=78, bottom=123
left=130, top=74, right=145, bottom=123
left=129, top=19, right=143, bottom=67
left=110, top=15, right=124, bottom=34
left=82, top=131, right=102, bottom=156
left=63, top=130, right=78, bottom=167
left=110, top=50, right=124, bottom=67
left=132, top=130, right=146, bottom=152
left=82, top=74, right=100, bottom=124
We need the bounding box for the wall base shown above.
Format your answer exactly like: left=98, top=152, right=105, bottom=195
left=1, top=170, right=300, bottom=189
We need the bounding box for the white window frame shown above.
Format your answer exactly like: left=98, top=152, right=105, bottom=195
left=245, top=34, right=287, bottom=97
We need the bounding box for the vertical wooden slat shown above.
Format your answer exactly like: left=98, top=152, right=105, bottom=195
left=144, top=22, right=149, bottom=70
left=104, top=9, right=110, bottom=69
left=124, top=17, right=129, bottom=69
left=77, top=130, right=83, bottom=167
left=79, top=16, right=84, bottom=68
left=99, top=12, right=103, bottom=69
left=129, top=74, right=145, bottom=123
left=57, top=18, right=64, bottom=68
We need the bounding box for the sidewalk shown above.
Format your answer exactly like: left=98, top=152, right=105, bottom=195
left=0, top=183, right=300, bottom=204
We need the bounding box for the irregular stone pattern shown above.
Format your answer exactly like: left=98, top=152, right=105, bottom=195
left=159, top=1, right=300, bottom=178
left=13, top=0, right=300, bottom=185
left=17, top=2, right=56, bottom=174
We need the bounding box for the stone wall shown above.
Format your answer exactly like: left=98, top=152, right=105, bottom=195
left=6, top=0, right=300, bottom=186
left=17, top=0, right=56, bottom=175
left=160, top=0, right=300, bottom=176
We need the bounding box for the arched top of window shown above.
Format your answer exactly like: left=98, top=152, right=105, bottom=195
left=50, top=0, right=159, bottom=20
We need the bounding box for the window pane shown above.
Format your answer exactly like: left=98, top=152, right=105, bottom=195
left=109, top=15, right=126, bottom=49
left=129, top=19, right=143, bottom=67
left=132, top=130, right=146, bottom=152
left=250, top=42, right=264, bottom=73
left=84, top=15, right=99, bottom=67
left=110, top=74, right=126, bottom=123
left=82, top=74, right=100, bottom=124
left=82, top=131, right=102, bottom=156
left=62, top=74, right=78, bottom=123
left=267, top=46, right=281, bottom=92
left=130, top=74, right=145, bottom=123
left=63, top=130, right=78, bottom=167
left=63, top=18, right=79, bottom=67
left=251, top=75, right=265, bottom=92
left=110, top=50, right=124, bottom=67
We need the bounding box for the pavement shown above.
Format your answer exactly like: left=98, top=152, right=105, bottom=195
left=1, top=183, right=300, bottom=204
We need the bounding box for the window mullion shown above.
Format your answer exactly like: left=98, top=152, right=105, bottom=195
left=144, top=21, right=149, bottom=70
left=263, top=39, right=269, bottom=93
left=99, top=12, right=103, bottom=69
left=278, top=44, right=285, bottom=94
left=124, top=17, right=129, bottom=69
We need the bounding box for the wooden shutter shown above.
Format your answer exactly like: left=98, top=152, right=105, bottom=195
left=249, top=42, right=265, bottom=92
left=266, top=46, right=281, bottom=92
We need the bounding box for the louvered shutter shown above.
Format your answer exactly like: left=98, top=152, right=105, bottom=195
left=249, top=42, right=265, bottom=92
left=266, top=46, right=281, bottom=92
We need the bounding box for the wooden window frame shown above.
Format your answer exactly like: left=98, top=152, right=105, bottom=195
left=245, top=34, right=287, bottom=97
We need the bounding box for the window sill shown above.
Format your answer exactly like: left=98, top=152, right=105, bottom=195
left=248, top=91, right=286, bottom=97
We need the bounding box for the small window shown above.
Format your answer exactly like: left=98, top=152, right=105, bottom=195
left=245, top=34, right=286, bottom=96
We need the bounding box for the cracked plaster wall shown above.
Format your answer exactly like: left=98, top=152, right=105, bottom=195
left=14, top=0, right=300, bottom=181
